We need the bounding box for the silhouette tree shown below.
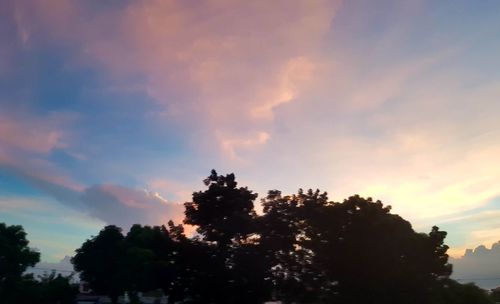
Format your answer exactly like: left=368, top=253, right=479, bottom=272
left=65, top=171, right=490, bottom=304
left=4, top=268, right=78, bottom=304
left=259, top=189, right=339, bottom=303
left=491, top=286, right=500, bottom=302
left=36, top=271, right=78, bottom=304
left=123, top=222, right=192, bottom=302
left=431, top=279, right=494, bottom=304
left=300, top=195, right=452, bottom=303
left=0, top=223, right=40, bottom=303
left=183, top=170, right=271, bottom=303
left=72, top=225, right=126, bottom=304
left=259, top=192, right=456, bottom=303
left=184, top=169, right=257, bottom=247
left=122, top=224, right=162, bottom=302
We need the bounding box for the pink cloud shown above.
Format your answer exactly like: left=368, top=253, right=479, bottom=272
left=13, top=0, right=341, bottom=159
left=0, top=112, right=65, bottom=155
left=220, top=131, right=271, bottom=161
left=0, top=109, right=84, bottom=192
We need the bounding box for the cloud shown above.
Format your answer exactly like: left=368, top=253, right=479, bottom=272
left=0, top=111, right=67, bottom=158
left=11, top=0, right=341, bottom=159
left=220, top=131, right=270, bottom=161
left=147, top=178, right=193, bottom=203
left=248, top=56, right=316, bottom=120
left=450, top=241, right=500, bottom=290
left=0, top=109, right=86, bottom=194
left=0, top=106, right=183, bottom=231
left=239, top=44, right=500, bottom=217
left=80, top=184, right=184, bottom=229
left=0, top=197, right=45, bottom=212
left=5, top=167, right=185, bottom=230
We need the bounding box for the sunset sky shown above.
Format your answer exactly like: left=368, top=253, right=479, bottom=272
left=0, top=0, right=499, bottom=268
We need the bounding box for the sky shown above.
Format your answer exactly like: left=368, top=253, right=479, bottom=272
left=0, top=0, right=499, bottom=287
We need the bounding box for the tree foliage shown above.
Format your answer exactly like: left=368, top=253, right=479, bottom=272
left=70, top=170, right=494, bottom=304
left=0, top=223, right=77, bottom=304
left=491, top=286, right=500, bottom=302
left=72, top=225, right=126, bottom=304
left=4, top=272, right=76, bottom=304
left=431, top=280, right=494, bottom=304
left=0, top=223, right=40, bottom=303
left=26, top=271, right=78, bottom=304
left=259, top=191, right=455, bottom=303
left=184, top=169, right=258, bottom=247
left=0, top=223, right=40, bottom=283
left=183, top=170, right=271, bottom=303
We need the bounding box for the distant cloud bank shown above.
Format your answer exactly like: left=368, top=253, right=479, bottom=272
left=451, top=241, right=500, bottom=290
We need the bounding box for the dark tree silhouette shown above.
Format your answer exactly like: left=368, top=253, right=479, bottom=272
left=304, top=195, right=452, bottom=303
left=491, top=286, right=500, bottom=302
left=123, top=224, right=165, bottom=302
left=431, top=279, right=494, bottom=303
left=258, top=190, right=313, bottom=302
left=184, top=169, right=257, bottom=247
left=260, top=192, right=455, bottom=303
left=0, top=223, right=40, bottom=303
left=72, top=225, right=126, bottom=304
left=259, top=188, right=339, bottom=303
left=123, top=222, right=192, bottom=303
left=36, top=271, right=78, bottom=304
left=183, top=170, right=271, bottom=303
left=66, top=171, right=494, bottom=304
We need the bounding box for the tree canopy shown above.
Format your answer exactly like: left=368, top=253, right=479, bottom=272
left=0, top=223, right=40, bottom=283
left=70, top=170, right=494, bottom=304
left=72, top=225, right=126, bottom=304
left=0, top=223, right=77, bottom=304
left=0, top=223, right=40, bottom=303
left=184, top=169, right=258, bottom=247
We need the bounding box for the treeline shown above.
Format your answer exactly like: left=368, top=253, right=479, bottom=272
left=0, top=170, right=496, bottom=303
left=71, top=171, right=494, bottom=304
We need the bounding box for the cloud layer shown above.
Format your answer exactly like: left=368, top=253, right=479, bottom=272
left=12, top=0, right=340, bottom=157
left=7, top=169, right=185, bottom=230
left=451, top=241, right=500, bottom=290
